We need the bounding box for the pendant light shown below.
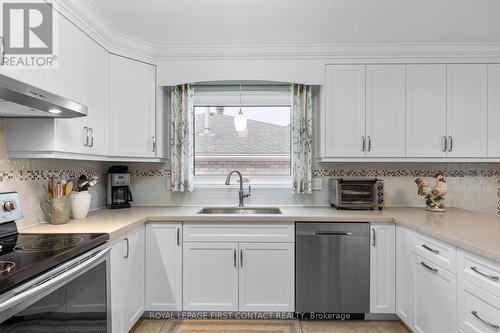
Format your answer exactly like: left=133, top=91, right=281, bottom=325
left=234, top=83, right=248, bottom=135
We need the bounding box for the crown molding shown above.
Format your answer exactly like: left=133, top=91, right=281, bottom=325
left=56, top=1, right=500, bottom=64
left=54, top=0, right=157, bottom=63
left=153, top=42, right=500, bottom=62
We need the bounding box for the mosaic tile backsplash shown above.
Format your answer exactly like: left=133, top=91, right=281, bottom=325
left=126, top=162, right=500, bottom=216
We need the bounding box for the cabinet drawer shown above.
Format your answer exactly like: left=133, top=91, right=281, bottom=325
left=411, top=231, right=456, bottom=273
left=183, top=223, right=294, bottom=243
left=458, top=278, right=500, bottom=333
left=458, top=249, right=500, bottom=298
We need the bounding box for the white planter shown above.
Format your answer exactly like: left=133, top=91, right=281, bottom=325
left=70, top=191, right=92, bottom=219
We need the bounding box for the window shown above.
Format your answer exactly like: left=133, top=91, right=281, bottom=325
left=193, top=85, right=291, bottom=176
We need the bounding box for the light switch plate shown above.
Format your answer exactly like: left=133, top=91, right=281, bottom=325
left=312, top=177, right=323, bottom=191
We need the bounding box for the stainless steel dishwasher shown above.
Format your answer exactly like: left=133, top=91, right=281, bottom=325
left=296, top=222, right=370, bottom=315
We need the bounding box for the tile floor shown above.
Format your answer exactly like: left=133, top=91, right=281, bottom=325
left=130, top=319, right=411, bottom=333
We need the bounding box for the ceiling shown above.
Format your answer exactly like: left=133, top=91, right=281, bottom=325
left=84, top=0, right=500, bottom=47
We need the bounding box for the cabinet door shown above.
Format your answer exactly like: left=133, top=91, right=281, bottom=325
left=457, top=278, right=500, bottom=333
left=109, top=55, right=156, bottom=158
left=396, top=227, right=415, bottom=328
left=406, top=65, right=447, bottom=157
left=414, top=254, right=456, bottom=333
left=324, top=65, right=366, bottom=157
left=238, top=243, right=294, bottom=312
left=123, top=227, right=145, bottom=331
left=82, top=35, right=110, bottom=156
left=183, top=243, right=238, bottom=311
left=110, top=239, right=125, bottom=333
left=447, top=64, right=488, bottom=157
left=370, top=224, right=395, bottom=313
left=145, top=223, right=183, bottom=311
left=488, top=65, right=500, bottom=157
left=53, top=16, right=86, bottom=154
left=366, top=65, right=406, bottom=157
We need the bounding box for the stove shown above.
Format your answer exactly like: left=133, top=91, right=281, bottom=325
left=0, top=192, right=109, bottom=294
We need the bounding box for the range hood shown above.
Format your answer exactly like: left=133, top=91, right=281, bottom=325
left=0, top=74, right=87, bottom=118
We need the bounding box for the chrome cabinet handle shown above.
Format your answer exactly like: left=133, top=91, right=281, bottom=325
left=362, top=136, right=366, bottom=152
left=233, top=249, right=237, bottom=267
left=367, top=136, right=372, bottom=152
left=471, top=310, right=499, bottom=330
left=152, top=136, right=156, bottom=152
left=421, top=261, right=438, bottom=273
left=240, top=249, right=243, bottom=268
left=442, top=136, right=447, bottom=152
left=124, top=237, right=129, bottom=259
left=315, top=231, right=353, bottom=236
left=448, top=136, right=453, bottom=152
left=372, top=228, right=376, bottom=247
left=422, top=244, right=440, bottom=254
left=89, top=128, right=94, bottom=147
left=471, top=266, right=499, bottom=282
left=176, top=227, right=181, bottom=245
left=0, top=36, right=5, bottom=66
left=83, top=127, right=89, bottom=147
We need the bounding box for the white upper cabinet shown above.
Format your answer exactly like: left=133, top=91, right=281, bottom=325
left=365, top=65, right=406, bottom=157
left=324, top=65, right=366, bottom=157
left=81, top=35, right=110, bottom=156
left=488, top=64, right=500, bottom=157
left=109, top=55, right=156, bottom=158
left=53, top=16, right=86, bottom=155
left=406, top=65, right=447, bottom=157
left=446, top=64, right=488, bottom=158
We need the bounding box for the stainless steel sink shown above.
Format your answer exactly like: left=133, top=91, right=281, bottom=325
left=197, top=207, right=282, bottom=215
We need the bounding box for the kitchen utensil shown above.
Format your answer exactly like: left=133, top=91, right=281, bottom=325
left=65, top=182, right=73, bottom=195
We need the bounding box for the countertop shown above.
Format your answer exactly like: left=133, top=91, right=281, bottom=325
left=21, top=206, right=500, bottom=263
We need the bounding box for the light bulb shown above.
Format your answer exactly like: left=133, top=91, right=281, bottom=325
left=234, top=110, right=247, bottom=132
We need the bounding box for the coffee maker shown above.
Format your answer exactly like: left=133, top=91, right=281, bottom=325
left=107, top=166, right=133, bottom=209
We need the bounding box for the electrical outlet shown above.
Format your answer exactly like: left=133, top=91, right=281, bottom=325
left=312, top=177, right=323, bottom=191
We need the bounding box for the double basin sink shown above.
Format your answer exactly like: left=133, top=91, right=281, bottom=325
left=197, top=207, right=282, bottom=215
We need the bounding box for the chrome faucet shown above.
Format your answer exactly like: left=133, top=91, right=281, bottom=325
left=225, top=170, right=251, bottom=207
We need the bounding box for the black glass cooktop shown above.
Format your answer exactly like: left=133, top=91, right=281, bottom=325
left=0, top=224, right=109, bottom=294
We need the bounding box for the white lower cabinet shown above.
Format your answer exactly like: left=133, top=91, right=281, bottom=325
left=110, top=226, right=145, bottom=333
left=238, top=243, right=294, bottom=311
left=183, top=242, right=239, bottom=311
left=458, top=278, right=500, bottom=333
left=182, top=223, right=295, bottom=312
left=183, top=242, right=294, bottom=312
left=369, top=224, right=395, bottom=313
left=396, top=226, right=415, bottom=326
left=413, top=253, right=456, bottom=333
left=146, top=223, right=183, bottom=311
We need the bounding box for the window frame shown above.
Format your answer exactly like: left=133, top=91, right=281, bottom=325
left=192, top=85, right=293, bottom=186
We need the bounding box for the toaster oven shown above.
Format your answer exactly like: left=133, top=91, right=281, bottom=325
left=329, top=178, right=384, bottom=210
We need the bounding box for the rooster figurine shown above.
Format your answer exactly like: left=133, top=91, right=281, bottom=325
left=414, top=172, right=447, bottom=212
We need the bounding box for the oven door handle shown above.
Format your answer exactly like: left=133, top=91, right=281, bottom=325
left=0, top=247, right=110, bottom=313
